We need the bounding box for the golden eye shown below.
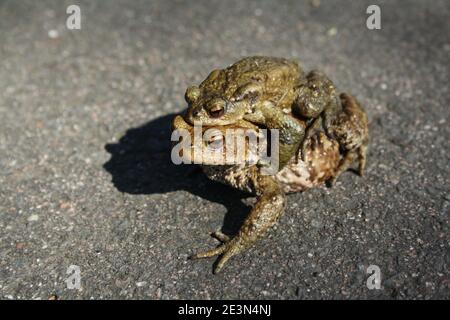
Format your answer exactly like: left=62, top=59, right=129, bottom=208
left=209, top=105, right=224, bottom=118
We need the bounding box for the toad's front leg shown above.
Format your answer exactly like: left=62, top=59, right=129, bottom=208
left=190, top=175, right=286, bottom=274
left=244, top=100, right=305, bottom=170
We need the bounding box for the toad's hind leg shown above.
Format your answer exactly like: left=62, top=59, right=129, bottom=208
left=327, top=93, right=369, bottom=185
left=329, top=146, right=367, bottom=186
left=190, top=175, right=285, bottom=274
left=293, top=71, right=341, bottom=161
left=357, top=143, right=368, bottom=176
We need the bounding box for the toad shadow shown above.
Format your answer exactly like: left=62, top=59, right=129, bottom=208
left=103, top=113, right=250, bottom=237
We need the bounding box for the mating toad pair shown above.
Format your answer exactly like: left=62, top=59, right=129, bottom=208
left=172, top=56, right=369, bottom=273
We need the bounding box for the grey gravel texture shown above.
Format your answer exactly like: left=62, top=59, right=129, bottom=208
left=0, top=0, right=449, bottom=300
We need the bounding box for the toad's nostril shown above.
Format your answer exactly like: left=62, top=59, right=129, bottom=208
left=192, top=107, right=201, bottom=117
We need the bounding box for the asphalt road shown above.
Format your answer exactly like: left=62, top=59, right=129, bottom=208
left=0, top=0, right=449, bottom=299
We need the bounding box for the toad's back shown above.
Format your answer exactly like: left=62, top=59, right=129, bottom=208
left=200, top=56, right=304, bottom=109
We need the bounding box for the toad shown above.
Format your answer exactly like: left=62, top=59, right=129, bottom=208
left=171, top=91, right=369, bottom=273
left=184, top=56, right=343, bottom=163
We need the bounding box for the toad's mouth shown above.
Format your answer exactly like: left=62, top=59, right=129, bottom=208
left=172, top=114, right=258, bottom=132
left=184, top=111, right=240, bottom=127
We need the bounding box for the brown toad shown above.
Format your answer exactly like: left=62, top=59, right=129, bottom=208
left=184, top=56, right=342, bottom=165
left=172, top=91, right=369, bottom=273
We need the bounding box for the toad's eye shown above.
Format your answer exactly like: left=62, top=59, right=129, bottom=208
left=209, top=105, right=224, bottom=118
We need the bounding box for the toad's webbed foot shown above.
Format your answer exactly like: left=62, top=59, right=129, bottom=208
left=328, top=144, right=367, bottom=186
left=190, top=175, right=285, bottom=274
left=190, top=234, right=248, bottom=274
left=209, top=230, right=230, bottom=243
